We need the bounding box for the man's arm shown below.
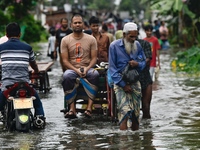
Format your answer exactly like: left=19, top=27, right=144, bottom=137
left=156, top=39, right=161, bottom=68
left=130, top=42, right=146, bottom=71
left=61, top=52, right=78, bottom=71
left=156, top=50, right=160, bottom=68
left=30, top=60, right=39, bottom=73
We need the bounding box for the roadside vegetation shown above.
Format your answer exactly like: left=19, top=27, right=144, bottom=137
left=171, top=47, right=200, bottom=76
left=0, top=0, right=48, bottom=49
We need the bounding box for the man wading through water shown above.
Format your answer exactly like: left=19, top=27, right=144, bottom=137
left=108, top=22, right=146, bottom=130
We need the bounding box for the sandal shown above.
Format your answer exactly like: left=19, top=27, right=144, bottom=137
left=64, top=111, right=77, bottom=119
left=84, top=110, right=92, bottom=118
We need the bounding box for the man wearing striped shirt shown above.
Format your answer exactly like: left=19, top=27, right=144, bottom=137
left=0, top=22, right=45, bottom=128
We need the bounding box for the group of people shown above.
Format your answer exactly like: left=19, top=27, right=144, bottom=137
left=59, top=14, right=157, bottom=131
left=153, top=20, right=170, bottom=50
left=0, top=13, right=165, bottom=131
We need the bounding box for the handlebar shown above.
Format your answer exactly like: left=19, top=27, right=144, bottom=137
left=96, top=62, right=109, bottom=69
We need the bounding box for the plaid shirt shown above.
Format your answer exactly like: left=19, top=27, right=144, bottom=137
left=137, top=39, right=152, bottom=63
left=137, top=39, right=153, bottom=89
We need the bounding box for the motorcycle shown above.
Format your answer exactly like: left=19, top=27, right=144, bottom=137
left=1, top=82, right=43, bottom=132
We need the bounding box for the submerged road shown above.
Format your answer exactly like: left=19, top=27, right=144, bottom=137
left=0, top=43, right=200, bottom=149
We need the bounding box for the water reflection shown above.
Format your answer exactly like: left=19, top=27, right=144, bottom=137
left=57, top=118, right=156, bottom=150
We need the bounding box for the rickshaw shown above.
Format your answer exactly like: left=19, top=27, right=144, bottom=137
left=60, top=62, right=118, bottom=121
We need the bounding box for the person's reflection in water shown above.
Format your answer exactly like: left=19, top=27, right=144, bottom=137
left=114, top=131, right=155, bottom=149
left=140, top=120, right=155, bottom=150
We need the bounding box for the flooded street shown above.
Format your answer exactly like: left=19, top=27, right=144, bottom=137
left=0, top=43, right=200, bottom=150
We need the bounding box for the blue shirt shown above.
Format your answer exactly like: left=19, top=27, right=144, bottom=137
left=108, top=39, right=146, bottom=88
left=0, top=38, right=35, bottom=91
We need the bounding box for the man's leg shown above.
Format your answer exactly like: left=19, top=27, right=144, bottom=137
left=142, top=84, right=152, bottom=119
left=155, top=66, right=160, bottom=81
left=62, top=70, right=79, bottom=116
left=85, top=68, right=99, bottom=85
left=68, top=102, right=76, bottom=114
left=85, top=98, right=93, bottom=117
left=33, top=90, right=45, bottom=116
left=149, top=67, right=154, bottom=81
left=84, top=68, right=99, bottom=117
left=131, top=120, right=139, bottom=131
left=120, top=117, right=128, bottom=130
left=0, top=90, right=6, bottom=111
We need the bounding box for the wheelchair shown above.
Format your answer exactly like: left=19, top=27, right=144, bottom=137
left=60, top=62, right=118, bottom=121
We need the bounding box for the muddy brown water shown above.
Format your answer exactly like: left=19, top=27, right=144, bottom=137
left=0, top=43, right=200, bottom=150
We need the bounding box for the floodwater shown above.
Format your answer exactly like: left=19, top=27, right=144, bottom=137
left=0, top=43, right=200, bottom=150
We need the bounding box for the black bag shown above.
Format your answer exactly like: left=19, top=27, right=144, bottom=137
left=122, top=64, right=139, bottom=83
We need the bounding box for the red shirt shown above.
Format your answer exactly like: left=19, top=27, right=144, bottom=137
left=144, top=36, right=160, bottom=67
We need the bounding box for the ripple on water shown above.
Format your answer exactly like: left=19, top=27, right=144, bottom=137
left=1, top=45, right=200, bottom=150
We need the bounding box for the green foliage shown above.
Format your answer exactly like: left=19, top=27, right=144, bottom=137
left=0, top=0, right=47, bottom=44
left=21, top=15, right=46, bottom=43
left=0, top=10, right=9, bottom=25
left=48, top=0, right=114, bottom=11
left=172, top=47, right=200, bottom=75
left=0, top=10, right=10, bottom=36
left=0, top=0, right=37, bottom=12
left=87, top=0, right=115, bottom=10
left=48, top=0, right=73, bottom=9
left=118, top=0, right=145, bottom=16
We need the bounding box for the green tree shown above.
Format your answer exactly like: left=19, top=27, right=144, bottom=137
left=141, top=0, right=200, bottom=48
left=0, top=10, right=10, bottom=36
left=47, top=0, right=115, bottom=11
left=45, top=0, right=74, bottom=9
left=0, top=0, right=37, bottom=20
left=86, top=0, right=115, bottom=10
left=118, top=0, right=146, bottom=17
left=0, top=0, right=47, bottom=43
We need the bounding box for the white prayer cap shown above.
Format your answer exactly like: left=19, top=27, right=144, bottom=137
left=123, top=22, right=137, bottom=33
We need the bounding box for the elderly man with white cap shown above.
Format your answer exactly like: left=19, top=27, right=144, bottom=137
left=108, top=22, right=146, bottom=131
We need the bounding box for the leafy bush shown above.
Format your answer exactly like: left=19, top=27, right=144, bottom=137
left=0, top=10, right=9, bottom=36
left=21, top=15, right=47, bottom=43
left=0, top=13, right=47, bottom=44
left=171, top=46, right=200, bottom=75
